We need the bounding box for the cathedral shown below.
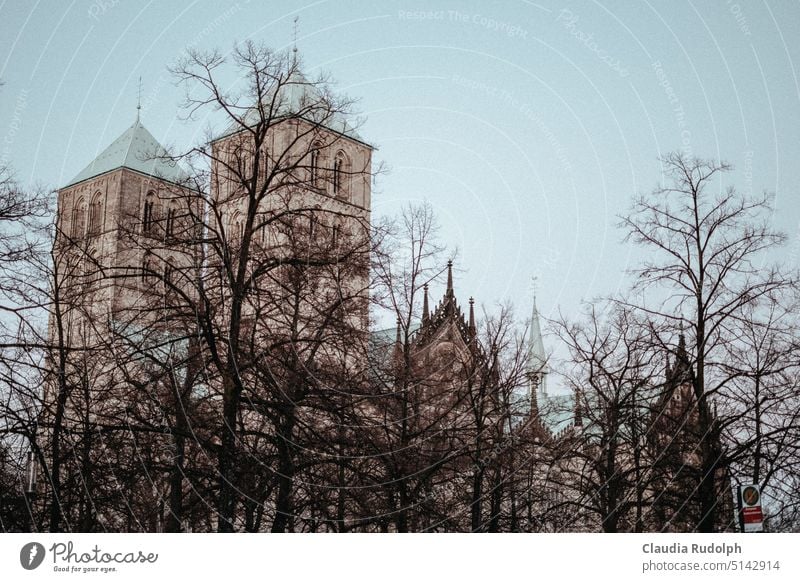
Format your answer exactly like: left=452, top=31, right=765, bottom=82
left=39, top=51, right=733, bottom=533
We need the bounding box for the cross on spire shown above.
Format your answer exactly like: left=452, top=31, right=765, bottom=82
left=292, top=16, right=299, bottom=62
left=136, top=76, right=142, bottom=122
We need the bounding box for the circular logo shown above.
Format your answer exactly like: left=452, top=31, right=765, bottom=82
left=742, top=485, right=760, bottom=506
left=20, top=542, right=46, bottom=570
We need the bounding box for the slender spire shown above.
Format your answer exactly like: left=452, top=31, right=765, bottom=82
left=446, top=260, right=454, bottom=296
left=136, top=76, right=142, bottom=123
left=468, top=297, right=476, bottom=337
left=422, top=284, right=430, bottom=326
left=292, top=16, right=299, bottom=64
left=528, top=276, right=548, bottom=397
left=392, top=316, right=403, bottom=367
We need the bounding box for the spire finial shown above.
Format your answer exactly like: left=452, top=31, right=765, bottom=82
left=292, top=16, right=299, bottom=62
left=468, top=297, right=476, bottom=336
left=446, top=260, right=453, bottom=296
left=136, top=76, right=142, bottom=122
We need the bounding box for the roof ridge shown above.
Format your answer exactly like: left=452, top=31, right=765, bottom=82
left=63, top=119, right=188, bottom=188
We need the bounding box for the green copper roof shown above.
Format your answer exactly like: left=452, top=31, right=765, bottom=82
left=64, top=119, right=189, bottom=188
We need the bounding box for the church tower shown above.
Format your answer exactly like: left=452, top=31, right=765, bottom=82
left=53, top=111, right=192, bottom=344
left=526, top=283, right=549, bottom=414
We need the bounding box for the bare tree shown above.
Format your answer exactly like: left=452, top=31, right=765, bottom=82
left=163, top=41, right=375, bottom=531
left=717, top=292, right=800, bottom=530
left=620, top=152, right=794, bottom=532
left=550, top=302, right=660, bottom=532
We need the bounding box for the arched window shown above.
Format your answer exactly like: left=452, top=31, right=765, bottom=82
left=165, top=202, right=177, bottom=238
left=70, top=204, right=79, bottom=238
left=259, top=147, right=269, bottom=180
left=310, top=146, right=320, bottom=186
left=230, top=211, right=243, bottom=243
left=332, top=151, right=348, bottom=198
left=142, top=192, right=156, bottom=233
left=88, top=192, right=103, bottom=236
left=164, top=261, right=174, bottom=288
left=72, top=197, right=86, bottom=238
left=142, top=253, right=153, bottom=283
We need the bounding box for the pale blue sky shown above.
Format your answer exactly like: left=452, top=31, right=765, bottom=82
left=2, top=1, right=800, bottom=371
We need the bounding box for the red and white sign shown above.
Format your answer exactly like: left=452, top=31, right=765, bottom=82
left=739, top=484, right=764, bottom=532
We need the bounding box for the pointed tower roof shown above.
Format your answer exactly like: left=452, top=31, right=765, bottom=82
left=64, top=119, right=189, bottom=188
left=527, top=284, right=548, bottom=381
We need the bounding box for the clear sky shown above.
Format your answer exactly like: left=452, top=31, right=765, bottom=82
left=2, top=1, right=800, bottom=380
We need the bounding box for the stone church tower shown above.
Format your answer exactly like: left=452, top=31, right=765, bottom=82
left=52, top=112, right=193, bottom=345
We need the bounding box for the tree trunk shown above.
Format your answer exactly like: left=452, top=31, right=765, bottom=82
left=271, top=405, right=297, bottom=533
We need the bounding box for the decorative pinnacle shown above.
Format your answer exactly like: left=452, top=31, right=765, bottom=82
left=422, top=284, right=430, bottom=325
left=446, top=260, right=453, bottom=295
left=574, top=389, right=584, bottom=427
left=468, top=297, right=476, bottom=336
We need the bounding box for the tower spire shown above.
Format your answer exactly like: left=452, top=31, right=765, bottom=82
left=527, top=276, right=548, bottom=398
left=292, top=16, right=299, bottom=64
left=136, top=76, right=142, bottom=123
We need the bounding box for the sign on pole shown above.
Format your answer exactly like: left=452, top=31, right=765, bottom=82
left=737, top=484, right=764, bottom=532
